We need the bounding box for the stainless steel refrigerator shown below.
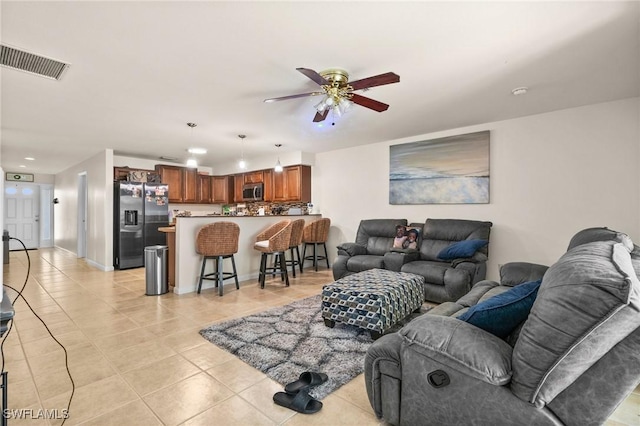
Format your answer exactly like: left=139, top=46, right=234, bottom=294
left=114, top=182, right=169, bottom=269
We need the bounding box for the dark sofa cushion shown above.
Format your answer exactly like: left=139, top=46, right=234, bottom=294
left=511, top=240, right=640, bottom=407
left=346, top=255, right=386, bottom=273
left=457, top=280, right=541, bottom=339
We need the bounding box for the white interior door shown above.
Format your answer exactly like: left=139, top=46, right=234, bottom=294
left=5, top=182, right=40, bottom=250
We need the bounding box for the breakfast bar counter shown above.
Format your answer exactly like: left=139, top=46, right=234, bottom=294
left=173, top=215, right=322, bottom=294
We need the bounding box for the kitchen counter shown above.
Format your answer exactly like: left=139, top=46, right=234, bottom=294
left=158, top=227, right=176, bottom=288
left=173, top=214, right=322, bottom=294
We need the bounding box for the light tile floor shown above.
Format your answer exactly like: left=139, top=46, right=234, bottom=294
left=1, top=248, right=638, bottom=425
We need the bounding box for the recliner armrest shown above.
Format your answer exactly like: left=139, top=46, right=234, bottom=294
left=383, top=250, right=420, bottom=272
left=399, top=315, right=513, bottom=386
left=336, top=242, right=367, bottom=257
left=499, top=262, right=549, bottom=287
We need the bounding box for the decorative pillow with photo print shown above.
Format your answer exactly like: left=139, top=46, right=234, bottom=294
left=393, top=226, right=421, bottom=250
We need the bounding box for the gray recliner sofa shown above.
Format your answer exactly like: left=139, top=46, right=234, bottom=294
left=332, top=219, right=407, bottom=279
left=364, top=227, right=640, bottom=425
left=333, top=218, right=493, bottom=303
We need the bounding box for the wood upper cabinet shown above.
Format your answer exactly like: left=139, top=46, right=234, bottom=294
left=233, top=174, right=244, bottom=203
left=271, top=165, right=311, bottom=202
left=155, top=165, right=198, bottom=203
left=211, top=176, right=234, bottom=204
left=286, top=165, right=311, bottom=202
left=272, top=169, right=286, bottom=201
left=244, top=170, right=263, bottom=184
left=196, top=173, right=211, bottom=204
left=262, top=169, right=273, bottom=202
left=183, top=168, right=197, bottom=203
left=155, top=165, right=184, bottom=203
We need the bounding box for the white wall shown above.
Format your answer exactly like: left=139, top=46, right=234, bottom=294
left=113, top=155, right=213, bottom=175
left=313, top=98, right=640, bottom=281
left=212, top=150, right=314, bottom=175
left=54, top=149, right=113, bottom=270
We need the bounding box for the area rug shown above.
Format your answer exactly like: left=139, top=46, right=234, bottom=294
left=199, top=294, right=428, bottom=399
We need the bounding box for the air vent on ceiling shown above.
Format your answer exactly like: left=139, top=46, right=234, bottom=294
left=0, top=44, right=70, bottom=80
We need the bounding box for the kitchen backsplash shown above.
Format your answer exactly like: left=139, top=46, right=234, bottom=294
left=172, top=201, right=313, bottom=218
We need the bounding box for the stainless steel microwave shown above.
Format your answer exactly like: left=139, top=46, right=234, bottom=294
left=242, top=182, right=263, bottom=201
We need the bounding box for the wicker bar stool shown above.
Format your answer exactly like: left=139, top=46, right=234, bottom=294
left=284, top=219, right=305, bottom=277
left=302, top=218, right=331, bottom=271
left=195, top=222, right=240, bottom=296
left=254, top=220, right=292, bottom=288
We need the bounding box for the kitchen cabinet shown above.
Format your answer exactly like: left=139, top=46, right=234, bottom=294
left=196, top=173, right=211, bottom=204
left=234, top=174, right=244, bottom=203
left=155, top=165, right=198, bottom=203
left=244, top=170, right=263, bottom=184
left=262, top=169, right=273, bottom=202
left=272, top=165, right=311, bottom=202
left=183, top=168, right=197, bottom=203
left=272, top=170, right=286, bottom=201
left=211, top=176, right=234, bottom=204
left=155, top=165, right=184, bottom=203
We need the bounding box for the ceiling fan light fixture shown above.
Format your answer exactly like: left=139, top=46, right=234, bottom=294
left=315, top=97, right=328, bottom=112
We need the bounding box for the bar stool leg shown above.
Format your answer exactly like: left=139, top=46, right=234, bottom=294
left=323, top=243, right=329, bottom=268
left=280, top=252, right=289, bottom=286
left=296, top=246, right=303, bottom=274
left=259, top=253, right=267, bottom=289
left=314, top=243, right=318, bottom=272
left=217, top=255, right=224, bottom=297
left=302, top=243, right=308, bottom=269
left=289, top=247, right=296, bottom=278
left=197, top=257, right=207, bottom=294
left=231, top=255, right=239, bottom=289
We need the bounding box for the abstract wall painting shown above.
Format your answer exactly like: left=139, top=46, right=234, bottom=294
left=389, top=130, right=490, bottom=204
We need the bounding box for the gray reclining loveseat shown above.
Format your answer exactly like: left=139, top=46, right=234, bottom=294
left=333, top=218, right=493, bottom=303
left=364, top=227, right=640, bottom=425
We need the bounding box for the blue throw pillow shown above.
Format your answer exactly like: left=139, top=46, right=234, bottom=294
left=438, top=239, right=489, bottom=260
left=457, top=280, right=542, bottom=338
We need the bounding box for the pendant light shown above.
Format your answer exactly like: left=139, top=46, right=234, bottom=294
left=238, top=134, right=247, bottom=169
left=274, top=144, right=283, bottom=173
left=186, top=122, right=198, bottom=168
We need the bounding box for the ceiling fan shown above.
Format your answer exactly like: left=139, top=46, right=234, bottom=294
left=264, top=68, right=400, bottom=123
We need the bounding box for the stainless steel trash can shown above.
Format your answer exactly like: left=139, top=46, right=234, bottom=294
left=145, top=245, right=168, bottom=296
left=3, top=230, right=9, bottom=265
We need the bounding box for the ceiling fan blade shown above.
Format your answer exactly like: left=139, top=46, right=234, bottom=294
left=349, top=72, right=400, bottom=91
left=350, top=93, right=389, bottom=112
left=296, top=68, right=329, bottom=86
left=313, top=109, right=329, bottom=122
left=264, top=92, right=323, bottom=103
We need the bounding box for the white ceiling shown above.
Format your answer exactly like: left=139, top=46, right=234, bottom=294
left=1, top=1, right=639, bottom=175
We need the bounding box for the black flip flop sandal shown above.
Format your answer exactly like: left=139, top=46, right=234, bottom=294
left=284, top=371, right=328, bottom=395
left=273, top=389, right=323, bottom=414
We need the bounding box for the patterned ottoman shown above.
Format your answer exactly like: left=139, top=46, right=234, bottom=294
left=321, top=268, right=425, bottom=339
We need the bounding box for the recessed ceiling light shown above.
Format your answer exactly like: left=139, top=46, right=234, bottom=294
left=187, top=148, right=207, bottom=155
left=512, top=87, right=528, bottom=96
left=24, top=157, right=35, bottom=161
left=19, top=165, right=26, bottom=168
